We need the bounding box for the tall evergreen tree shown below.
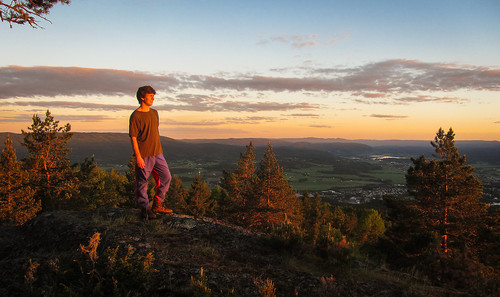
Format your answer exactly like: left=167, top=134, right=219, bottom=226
left=248, top=143, right=303, bottom=231
left=0, top=135, right=40, bottom=225
left=22, top=110, right=78, bottom=210
left=220, top=142, right=256, bottom=224
left=186, top=173, right=215, bottom=218
left=406, top=128, right=488, bottom=257
left=302, top=192, right=330, bottom=244
left=383, top=128, right=492, bottom=286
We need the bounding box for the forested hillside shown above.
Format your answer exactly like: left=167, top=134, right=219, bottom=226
left=0, top=119, right=498, bottom=296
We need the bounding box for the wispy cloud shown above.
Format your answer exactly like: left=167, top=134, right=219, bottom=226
left=368, top=114, right=408, bottom=120
left=166, top=126, right=249, bottom=136
left=287, top=113, right=320, bottom=117
left=0, top=114, right=36, bottom=122
left=353, top=99, right=395, bottom=105
left=258, top=33, right=349, bottom=49
left=165, top=116, right=279, bottom=127
left=257, top=34, right=320, bottom=49
left=309, top=124, right=332, bottom=128
left=225, top=116, right=277, bottom=124
left=164, top=119, right=226, bottom=126
left=0, top=112, right=112, bottom=123
left=353, top=94, right=469, bottom=105
left=394, top=95, right=468, bottom=104
left=9, top=98, right=319, bottom=113
left=11, top=101, right=135, bottom=111
left=51, top=115, right=115, bottom=122
left=156, top=100, right=320, bottom=113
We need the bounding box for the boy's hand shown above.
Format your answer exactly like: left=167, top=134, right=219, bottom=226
left=136, top=156, right=145, bottom=169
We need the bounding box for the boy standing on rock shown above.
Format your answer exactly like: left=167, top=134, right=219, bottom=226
left=129, top=85, right=172, bottom=219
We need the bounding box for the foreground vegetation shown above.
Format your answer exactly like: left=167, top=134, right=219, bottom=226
left=0, top=111, right=498, bottom=296
left=2, top=208, right=468, bottom=297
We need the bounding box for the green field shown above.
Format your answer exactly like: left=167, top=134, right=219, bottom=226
left=166, top=158, right=409, bottom=191
left=286, top=163, right=407, bottom=191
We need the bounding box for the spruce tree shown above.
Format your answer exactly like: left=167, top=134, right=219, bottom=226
left=0, top=135, right=40, bottom=225
left=220, top=142, right=256, bottom=224
left=406, top=128, right=488, bottom=257
left=249, top=143, right=303, bottom=231
left=186, top=173, right=215, bottom=218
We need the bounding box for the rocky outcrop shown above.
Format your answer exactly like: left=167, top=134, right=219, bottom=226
left=0, top=209, right=458, bottom=296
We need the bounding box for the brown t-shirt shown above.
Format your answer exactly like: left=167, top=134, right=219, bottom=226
left=129, top=109, right=163, bottom=158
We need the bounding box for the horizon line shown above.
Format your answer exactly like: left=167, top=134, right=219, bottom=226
left=1, top=131, right=498, bottom=142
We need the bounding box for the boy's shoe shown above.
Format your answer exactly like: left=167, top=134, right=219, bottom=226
left=152, top=202, right=173, bottom=214
left=141, top=206, right=158, bottom=219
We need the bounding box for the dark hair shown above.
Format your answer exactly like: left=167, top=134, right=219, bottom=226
left=136, top=86, right=156, bottom=104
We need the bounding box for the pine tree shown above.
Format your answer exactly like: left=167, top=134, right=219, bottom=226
left=165, top=175, right=188, bottom=213
left=0, top=135, right=40, bottom=225
left=220, top=142, right=256, bottom=224
left=406, top=128, right=488, bottom=257
left=22, top=110, right=78, bottom=210
left=302, top=192, right=330, bottom=243
left=186, top=173, right=215, bottom=218
left=249, top=143, right=303, bottom=231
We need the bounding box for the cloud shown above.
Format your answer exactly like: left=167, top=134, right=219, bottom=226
left=0, top=114, right=35, bottom=122
left=353, top=92, right=389, bottom=98
left=0, top=66, right=179, bottom=99
left=287, top=113, right=320, bottom=117
left=1, top=60, right=498, bottom=100
left=394, top=95, right=468, bottom=104
left=225, top=116, right=277, bottom=124
left=353, top=99, right=395, bottom=105
left=164, top=119, right=226, bottom=126
left=55, top=115, right=120, bottom=122
left=155, top=100, right=320, bottom=113
left=0, top=113, right=112, bottom=123
left=165, top=126, right=249, bottom=137
left=10, top=98, right=320, bottom=114
left=257, top=34, right=319, bottom=49
left=353, top=94, right=469, bottom=105
left=11, top=100, right=135, bottom=111
left=368, top=114, right=408, bottom=120
left=309, top=124, right=332, bottom=128
left=165, top=116, right=279, bottom=127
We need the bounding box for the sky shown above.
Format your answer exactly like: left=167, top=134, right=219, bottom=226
left=1, top=0, right=499, bottom=141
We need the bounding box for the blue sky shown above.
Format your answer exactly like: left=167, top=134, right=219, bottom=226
left=1, top=0, right=499, bottom=140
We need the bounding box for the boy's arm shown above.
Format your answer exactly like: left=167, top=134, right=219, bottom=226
left=131, top=137, right=145, bottom=169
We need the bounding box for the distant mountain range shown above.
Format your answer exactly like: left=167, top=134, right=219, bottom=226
left=1, top=133, right=499, bottom=166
